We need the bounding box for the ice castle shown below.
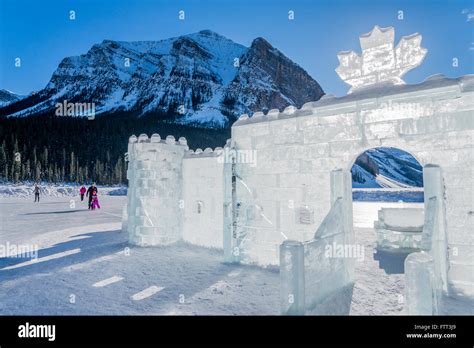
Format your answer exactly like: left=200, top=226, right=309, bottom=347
left=123, top=26, right=474, bottom=315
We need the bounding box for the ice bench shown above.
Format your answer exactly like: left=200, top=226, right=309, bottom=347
left=374, top=208, right=424, bottom=252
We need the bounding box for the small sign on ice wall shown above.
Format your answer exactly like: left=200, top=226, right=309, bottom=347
left=196, top=200, right=204, bottom=214
left=298, top=205, right=314, bottom=225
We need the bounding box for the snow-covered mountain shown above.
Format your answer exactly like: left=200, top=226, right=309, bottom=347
left=351, top=147, right=423, bottom=188
left=1, top=30, right=324, bottom=127
left=0, top=89, right=23, bottom=107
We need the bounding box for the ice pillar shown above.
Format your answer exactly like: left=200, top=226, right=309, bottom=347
left=405, top=251, right=437, bottom=315
left=280, top=240, right=305, bottom=315
left=423, top=164, right=448, bottom=293
left=330, top=169, right=354, bottom=283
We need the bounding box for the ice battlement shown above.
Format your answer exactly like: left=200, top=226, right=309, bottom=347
left=234, top=24, right=472, bottom=128
left=128, top=133, right=188, bottom=147
left=184, top=139, right=232, bottom=159
left=185, top=147, right=223, bottom=158
left=232, top=75, right=474, bottom=128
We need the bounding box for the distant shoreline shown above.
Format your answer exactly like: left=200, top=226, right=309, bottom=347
left=353, top=190, right=424, bottom=203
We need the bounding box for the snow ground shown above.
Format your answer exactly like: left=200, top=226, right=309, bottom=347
left=0, top=196, right=424, bottom=315
left=350, top=201, right=423, bottom=315
left=0, top=196, right=280, bottom=315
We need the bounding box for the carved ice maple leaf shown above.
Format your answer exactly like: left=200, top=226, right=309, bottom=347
left=336, top=25, right=427, bottom=93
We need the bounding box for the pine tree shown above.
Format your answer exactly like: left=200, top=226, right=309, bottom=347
left=33, top=146, right=37, bottom=169
left=48, top=164, right=53, bottom=182
left=115, top=157, right=124, bottom=184
left=43, top=147, right=49, bottom=169
left=70, top=151, right=76, bottom=182
left=25, top=159, right=31, bottom=181
left=53, top=164, right=59, bottom=183
left=76, top=157, right=79, bottom=183
left=35, top=162, right=41, bottom=182
left=13, top=138, right=21, bottom=183
left=0, top=141, right=7, bottom=181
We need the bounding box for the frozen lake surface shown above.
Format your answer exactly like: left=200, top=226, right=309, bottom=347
left=0, top=195, right=422, bottom=315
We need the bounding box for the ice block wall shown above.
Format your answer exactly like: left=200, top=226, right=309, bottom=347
left=182, top=147, right=231, bottom=249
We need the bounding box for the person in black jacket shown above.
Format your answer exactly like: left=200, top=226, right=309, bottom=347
left=86, top=183, right=97, bottom=209
left=34, top=183, right=40, bottom=202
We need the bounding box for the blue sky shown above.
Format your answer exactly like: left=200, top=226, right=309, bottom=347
left=0, top=0, right=472, bottom=96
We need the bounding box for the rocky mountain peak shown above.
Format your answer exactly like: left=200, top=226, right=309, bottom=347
left=250, top=37, right=274, bottom=51
left=0, top=89, right=23, bottom=107
left=1, top=31, right=325, bottom=128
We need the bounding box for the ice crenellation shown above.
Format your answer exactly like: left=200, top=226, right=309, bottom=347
left=186, top=146, right=226, bottom=158
left=128, top=133, right=232, bottom=158
left=129, top=133, right=188, bottom=147
left=233, top=74, right=474, bottom=127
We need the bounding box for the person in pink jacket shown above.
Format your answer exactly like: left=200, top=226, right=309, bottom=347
left=91, top=189, right=100, bottom=210
left=79, top=185, right=87, bottom=201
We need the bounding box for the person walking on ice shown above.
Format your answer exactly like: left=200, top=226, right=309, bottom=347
left=91, top=188, right=100, bottom=210
left=80, top=184, right=86, bottom=201
left=86, top=182, right=98, bottom=209
left=34, top=183, right=40, bottom=202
